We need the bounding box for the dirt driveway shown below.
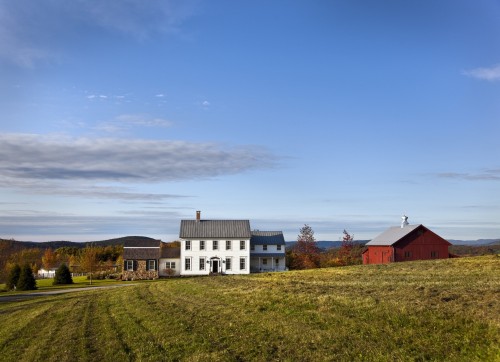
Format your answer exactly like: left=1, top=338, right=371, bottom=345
left=0, top=283, right=138, bottom=303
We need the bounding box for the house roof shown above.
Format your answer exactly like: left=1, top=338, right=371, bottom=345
left=179, top=220, right=251, bottom=239
left=160, top=247, right=180, bottom=259
left=366, top=224, right=423, bottom=246
left=251, top=231, right=286, bottom=245
left=123, top=248, right=160, bottom=260
left=123, top=238, right=161, bottom=248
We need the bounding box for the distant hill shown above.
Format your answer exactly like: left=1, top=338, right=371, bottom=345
left=0, top=236, right=160, bottom=250
left=448, top=239, right=500, bottom=246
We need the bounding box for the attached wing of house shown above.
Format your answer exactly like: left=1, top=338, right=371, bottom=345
left=122, top=238, right=161, bottom=280
left=250, top=230, right=287, bottom=272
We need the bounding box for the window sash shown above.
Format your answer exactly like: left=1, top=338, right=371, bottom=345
left=199, top=258, right=206, bottom=270
left=226, top=240, right=231, bottom=250
left=213, top=240, right=218, bottom=250
left=147, top=260, right=156, bottom=271
left=185, top=240, right=191, bottom=250
left=185, top=258, right=191, bottom=271
left=277, top=245, right=282, bottom=251
left=239, top=257, right=246, bottom=270
left=126, top=260, right=134, bottom=271
left=263, top=245, right=268, bottom=251
left=200, top=240, right=205, bottom=250
left=240, top=240, right=245, bottom=250
left=226, top=257, right=232, bottom=270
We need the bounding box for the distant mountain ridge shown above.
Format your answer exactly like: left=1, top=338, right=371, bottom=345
left=0, top=236, right=160, bottom=250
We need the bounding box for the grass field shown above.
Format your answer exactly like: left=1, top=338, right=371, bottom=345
left=0, top=276, right=126, bottom=294
left=0, top=256, right=498, bottom=361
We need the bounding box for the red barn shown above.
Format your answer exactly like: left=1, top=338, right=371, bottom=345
left=362, top=223, right=451, bottom=265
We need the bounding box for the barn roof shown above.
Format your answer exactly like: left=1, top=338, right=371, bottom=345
left=179, top=220, right=251, bottom=239
left=251, top=231, right=286, bottom=245
left=366, top=224, right=423, bottom=246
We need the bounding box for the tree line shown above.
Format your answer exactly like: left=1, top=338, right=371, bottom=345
left=286, top=225, right=365, bottom=270
left=0, top=241, right=122, bottom=283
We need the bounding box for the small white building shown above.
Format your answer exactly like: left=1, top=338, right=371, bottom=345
left=37, top=268, right=57, bottom=278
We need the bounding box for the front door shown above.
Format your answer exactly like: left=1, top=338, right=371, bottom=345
left=211, top=259, right=219, bottom=273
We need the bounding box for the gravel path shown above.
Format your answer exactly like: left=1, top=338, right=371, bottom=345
left=0, top=283, right=138, bottom=303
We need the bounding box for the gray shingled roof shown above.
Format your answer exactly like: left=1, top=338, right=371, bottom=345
left=123, top=248, right=160, bottom=259
left=251, top=231, right=286, bottom=245
left=160, top=247, right=180, bottom=259
left=366, top=224, right=422, bottom=246
left=179, top=220, right=251, bottom=238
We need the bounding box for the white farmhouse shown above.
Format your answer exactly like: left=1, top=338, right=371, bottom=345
left=179, top=211, right=252, bottom=275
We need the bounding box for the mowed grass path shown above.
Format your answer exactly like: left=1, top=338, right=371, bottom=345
left=0, top=256, right=498, bottom=362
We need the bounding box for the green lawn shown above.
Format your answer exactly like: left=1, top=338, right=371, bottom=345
left=0, top=276, right=126, bottom=295
left=0, top=256, right=498, bottom=361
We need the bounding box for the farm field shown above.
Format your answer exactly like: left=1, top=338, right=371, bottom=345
left=0, top=256, right=498, bottom=361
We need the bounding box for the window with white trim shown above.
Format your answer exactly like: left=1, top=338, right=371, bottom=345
left=240, top=240, right=245, bottom=250
left=275, top=258, right=280, bottom=265
left=225, top=257, right=232, bottom=270
left=200, top=240, right=205, bottom=250
left=165, top=261, right=176, bottom=269
left=250, top=244, right=255, bottom=251
left=147, top=260, right=156, bottom=271
left=277, top=244, right=282, bottom=251
left=185, top=240, right=191, bottom=251
left=240, top=257, right=246, bottom=270
left=125, top=260, right=134, bottom=271
left=262, top=258, right=268, bottom=265
left=226, top=240, right=231, bottom=250
left=263, top=245, right=268, bottom=251
left=213, top=240, right=219, bottom=250
left=185, top=258, right=191, bottom=271
left=199, top=257, right=206, bottom=271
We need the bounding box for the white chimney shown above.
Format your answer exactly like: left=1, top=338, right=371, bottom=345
left=401, top=215, right=409, bottom=228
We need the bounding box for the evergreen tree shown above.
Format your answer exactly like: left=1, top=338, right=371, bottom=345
left=6, top=264, right=21, bottom=290
left=53, top=263, right=74, bottom=285
left=16, top=264, right=37, bottom=291
left=291, top=224, right=321, bottom=269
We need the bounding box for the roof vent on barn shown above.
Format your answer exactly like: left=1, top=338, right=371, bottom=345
left=401, top=215, right=409, bottom=228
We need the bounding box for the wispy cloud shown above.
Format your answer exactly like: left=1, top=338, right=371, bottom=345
left=0, top=211, right=184, bottom=240
left=94, top=114, right=172, bottom=133
left=462, top=64, right=500, bottom=81
left=0, top=0, right=198, bottom=67
left=437, top=169, right=500, bottom=181
left=0, top=133, right=278, bottom=183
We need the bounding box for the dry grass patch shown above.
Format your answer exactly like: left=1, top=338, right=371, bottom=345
left=0, top=256, right=498, bottom=361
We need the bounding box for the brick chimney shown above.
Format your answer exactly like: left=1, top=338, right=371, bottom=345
left=196, top=210, right=201, bottom=222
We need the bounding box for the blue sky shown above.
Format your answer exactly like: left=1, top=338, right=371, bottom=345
left=0, top=0, right=499, bottom=242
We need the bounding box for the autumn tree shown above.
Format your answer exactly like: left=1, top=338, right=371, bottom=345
left=16, top=264, right=37, bottom=291
left=289, top=224, right=321, bottom=269
left=42, top=248, right=58, bottom=270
